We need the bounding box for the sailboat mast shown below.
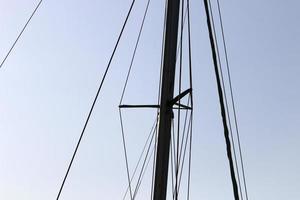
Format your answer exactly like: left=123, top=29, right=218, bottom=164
left=153, top=0, right=181, bottom=199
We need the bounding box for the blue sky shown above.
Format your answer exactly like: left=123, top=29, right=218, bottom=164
left=0, top=0, right=299, bottom=199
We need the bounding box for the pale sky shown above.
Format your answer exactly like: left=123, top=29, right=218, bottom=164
left=0, top=0, right=299, bottom=200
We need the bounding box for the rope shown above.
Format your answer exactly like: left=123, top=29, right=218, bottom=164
left=0, top=0, right=43, bottom=69
left=207, top=0, right=244, bottom=199
left=216, top=1, right=249, bottom=199
left=55, top=1, right=136, bottom=199
left=203, top=0, right=240, bottom=199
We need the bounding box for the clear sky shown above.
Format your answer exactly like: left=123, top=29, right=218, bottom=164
left=0, top=0, right=299, bottom=199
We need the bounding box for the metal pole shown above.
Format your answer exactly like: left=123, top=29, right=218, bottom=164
left=153, top=0, right=181, bottom=199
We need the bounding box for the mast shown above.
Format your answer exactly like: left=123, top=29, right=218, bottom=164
left=153, top=0, right=181, bottom=199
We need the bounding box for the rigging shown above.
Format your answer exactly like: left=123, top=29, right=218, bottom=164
left=207, top=0, right=244, bottom=199
left=118, top=0, right=152, bottom=198
left=0, top=0, right=43, bottom=69
left=55, top=0, right=137, bottom=199
left=216, top=0, right=250, bottom=198
left=53, top=0, right=248, bottom=199
left=0, top=0, right=250, bottom=199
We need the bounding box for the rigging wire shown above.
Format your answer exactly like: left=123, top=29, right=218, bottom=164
left=178, top=96, right=191, bottom=169
left=150, top=116, right=159, bottom=199
left=132, top=125, right=156, bottom=198
left=207, top=0, right=244, bottom=199
left=118, top=0, right=152, bottom=198
left=150, top=114, right=160, bottom=199
left=177, top=113, right=192, bottom=192
left=175, top=4, right=188, bottom=65
left=175, top=0, right=185, bottom=198
left=55, top=0, right=137, bottom=199
left=133, top=144, right=156, bottom=199
left=119, top=109, right=134, bottom=200
left=0, top=0, right=43, bottom=69
left=132, top=119, right=157, bottom=198
left=187, top=115, right=193, bottom=200
left=175, top=99, right=192, bottom=196
left=203, top=0, right=240, bottom=199
left=119, top=0, right=151, bottom=104
left=122, top=117, right=157, bottom=200
left=216, top=0, right=249, bottom=199
left=170, top=128, right=175, bottom=200
left=186, top=0, right=193, bottom=198
left=171, top=120, right=177, bottom=200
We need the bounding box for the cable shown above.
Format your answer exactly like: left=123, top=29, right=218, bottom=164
left=187, top=115, right=193, bottom=200
left=215, top=0, right=249, bottom=199
left=117, top=0, right=152, bottom=198
left=177, top=113, right=192, bottom=192
left=178, top=96, right=191, bottom=168
left=171, top=119, right=177, bottom=200
left=122, top=117, right=157, bottom=200
left=150, top=116, right=160, bottom=199
left=133, top=143, right=156, bottom=199
left=119, top=0, right=151, bottom=105
left=207, top=1, right=244, bottom=199
left=132, top=118, right=157, bottom=198
left=55, top=1, right=136, bottom=199
left=175, top=0, right=185, bottom=198
left=175, top=4, right=188, bottom=64
left=119, top=109, right=134, bottom=200
left=186, top=1, right=193, bottom=198
left=0, top=0, right=43, bottom=69
left=203, top=0, right=240, bottom=199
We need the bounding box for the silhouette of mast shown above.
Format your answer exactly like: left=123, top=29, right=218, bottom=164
left=153, top=0, right=181, bottom=199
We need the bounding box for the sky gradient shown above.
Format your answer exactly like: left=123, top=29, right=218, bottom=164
left=0, top=0, right=300, bottom=199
